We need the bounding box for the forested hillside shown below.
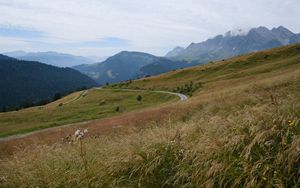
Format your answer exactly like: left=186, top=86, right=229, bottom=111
left=0, top=55, right=97, bottom=110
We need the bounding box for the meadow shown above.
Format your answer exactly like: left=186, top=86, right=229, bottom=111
left=0, top=89, right=177, bottom=138
left=1, top=43, right=300, bottom=187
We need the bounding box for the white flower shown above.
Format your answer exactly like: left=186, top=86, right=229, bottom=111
left=75, top=130, right=81, bottom=137
left=74, top=129, right=88, bottom=140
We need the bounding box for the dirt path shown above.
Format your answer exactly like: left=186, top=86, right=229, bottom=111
left=0, top=89, right=188, bottom=142
left=0, top=99, right=191, bottom=158
left=63, top=90, right=88, bottom=105
left=98, top=88, right=188, bottom=101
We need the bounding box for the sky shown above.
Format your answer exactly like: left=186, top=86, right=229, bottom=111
left=0, top=0, right=299, bottom=58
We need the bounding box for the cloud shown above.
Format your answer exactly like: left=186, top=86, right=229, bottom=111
left=0, top=25, right=44, bottom=38
left=0, top=0, right=299, bottom=57
left=78, top=37, right=131, bottom=48
left=0, top=36, right=31, bottom=52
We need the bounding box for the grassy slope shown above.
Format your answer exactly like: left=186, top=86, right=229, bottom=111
left=111, top=43, right=300, bottom=93
left=0, top=89, right=177, bottom=137
left=1, top=43, right=300, bottom=187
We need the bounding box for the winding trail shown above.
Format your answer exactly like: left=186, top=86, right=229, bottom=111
left=63, top=90, right=89, bottom=105
left=0, top=88, right=188, bottom=142
left=97, top=88, right=188, bottom=101
left=155, top=91, right=188, bottom=101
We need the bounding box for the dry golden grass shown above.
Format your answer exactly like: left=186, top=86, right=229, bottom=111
left=1, top=44, right=300, bottom=187
left=1, top=69, right=299, bottom=187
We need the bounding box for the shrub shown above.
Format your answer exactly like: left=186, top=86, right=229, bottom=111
left=174, top=81, right=202, bottom=96
left=137, top=95, right=142, bottom=102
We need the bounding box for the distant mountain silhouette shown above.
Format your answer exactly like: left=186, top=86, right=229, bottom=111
left=73, top=51, right=197, bottom=85
left=166, top=26, right=300, bottom=62
left=4, top=51, right=95, bottom=67
left=0, top=55, right=97, bottom=110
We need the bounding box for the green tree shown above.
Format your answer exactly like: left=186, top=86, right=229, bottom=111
left=137, top=95, right=142, bottom=102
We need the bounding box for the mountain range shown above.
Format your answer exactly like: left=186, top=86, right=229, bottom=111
left=3, top=51, right=96, bottom=67
left=2, top=26, right=299, bottom=88
left=166, top=26, right=300, bottom=61
left=74, top=26, right=300, bottom=85
left=0, top=55, right=97, bottom=110
left=73, top=51, right=198, bottom=85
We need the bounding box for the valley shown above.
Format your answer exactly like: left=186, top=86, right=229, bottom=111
left=1, top=1, right=299, bottom=187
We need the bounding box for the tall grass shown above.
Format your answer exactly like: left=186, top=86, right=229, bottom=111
left=1, top=74, right=299, bottom=187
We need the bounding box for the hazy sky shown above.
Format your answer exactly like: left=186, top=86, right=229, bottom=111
left=0, top=0, right=299, bottom=57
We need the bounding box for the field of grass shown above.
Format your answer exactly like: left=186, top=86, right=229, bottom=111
left=0, top=89, right=178, bottom=138
left=1, top=43, right=300, bottom=187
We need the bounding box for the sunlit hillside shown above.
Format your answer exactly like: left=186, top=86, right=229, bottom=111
left=1, top=43, right=300, bottom=187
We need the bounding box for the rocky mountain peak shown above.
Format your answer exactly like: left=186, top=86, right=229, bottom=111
left=224, top=29, right=248, bottom=37
left=165, top=26, right=300, bottom=61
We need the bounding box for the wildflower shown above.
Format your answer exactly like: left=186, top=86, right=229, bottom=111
left=74, top=129, right=86, bottom=140
left=75, top=130, right=81, bottom=137
left=73, top=129, right=88, bottom=173
left=77, top=134, right=83, bottom=139
left=288, top=120, right=294, bottom=127
left=262, top=176, right=267, bottom=181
